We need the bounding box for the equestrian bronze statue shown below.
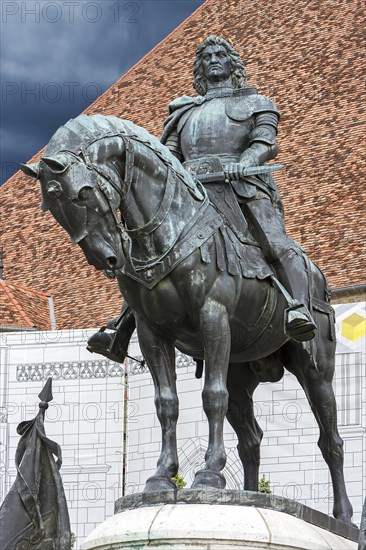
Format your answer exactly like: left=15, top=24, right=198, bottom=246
left=20, top=36, right=353, bottom=524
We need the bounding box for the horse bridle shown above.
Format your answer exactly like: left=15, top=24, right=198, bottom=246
left=55, top=149, right=128, bottom=242
left=73, top=133, right=137, bottom=237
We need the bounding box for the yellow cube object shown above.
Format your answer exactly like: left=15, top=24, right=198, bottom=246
left=341, top=313, right=366, bottom=342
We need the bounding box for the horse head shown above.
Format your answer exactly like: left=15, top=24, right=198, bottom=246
left=20, top=150, right=126, bottom=272
left=20, top=114, right=208, bottom=278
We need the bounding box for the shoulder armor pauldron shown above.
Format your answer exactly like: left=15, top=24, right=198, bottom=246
left=226, top=91, right=279, bottom=122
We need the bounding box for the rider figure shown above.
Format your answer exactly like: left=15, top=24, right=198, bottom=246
left=87, top=35, right=316, bottom=362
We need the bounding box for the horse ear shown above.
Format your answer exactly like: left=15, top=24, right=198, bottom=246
left=41, top=156, right=68, bottom=173
left=20, top=162, right=40, bottom=179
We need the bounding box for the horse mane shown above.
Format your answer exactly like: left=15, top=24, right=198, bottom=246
left=44, top=114, right=196, bottom=188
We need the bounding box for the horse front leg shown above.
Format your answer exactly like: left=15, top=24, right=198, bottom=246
left=136, top=316, right=179, bottom=492
left=192, top=300, right=230, bottom=489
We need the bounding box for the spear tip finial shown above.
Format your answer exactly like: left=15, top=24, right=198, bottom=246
left=38, top=377, right=53, bottom=404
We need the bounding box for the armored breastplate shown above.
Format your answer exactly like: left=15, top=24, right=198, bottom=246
left=179, top=97, right=255, bottom=161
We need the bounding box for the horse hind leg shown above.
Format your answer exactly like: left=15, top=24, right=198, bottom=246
left=226, top=362, right=262, bottom=491
left=283, top=328, right=353, bottom=523
left=312, top=381, right=353, bottom=523
left=312, top=385, right=353, bottom=522
left=136, top=316, right=179, bottom=492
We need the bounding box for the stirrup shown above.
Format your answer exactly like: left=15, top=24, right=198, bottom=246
left=285, top=304, right=317, bottom=342
left=87, top=327, right=127, bottom=363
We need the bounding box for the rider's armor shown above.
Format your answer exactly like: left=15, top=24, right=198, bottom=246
left=87, top=87, right=316, bottom=363
left=162, top=88, right=284, bottom=217
left=161, top=86, right=316, bottom=341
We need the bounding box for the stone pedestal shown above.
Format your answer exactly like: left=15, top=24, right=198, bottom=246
left=81, top=489, right=359, bottom=550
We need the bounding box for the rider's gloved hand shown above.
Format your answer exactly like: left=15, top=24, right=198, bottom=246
left=224, top=149, right=258, bottom=180
left=224, top=162, right=245, bottom=180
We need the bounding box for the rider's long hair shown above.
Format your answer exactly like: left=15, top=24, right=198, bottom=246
left=193, top=36, right=247, bottom=96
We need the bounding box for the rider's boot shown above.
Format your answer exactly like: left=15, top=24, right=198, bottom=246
left=285, top=303, right=317, bottom=341
left=87, top=305, right=136, bottom=363
left=270, top=273, right=316, bottom=342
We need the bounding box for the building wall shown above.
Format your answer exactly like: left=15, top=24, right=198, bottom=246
left=1, top=303, right=365, bottom=548
left=0, top=329, right=126, bottom=548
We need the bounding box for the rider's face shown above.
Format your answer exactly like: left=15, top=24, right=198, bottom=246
left=202, top=45, right=232, bottom=83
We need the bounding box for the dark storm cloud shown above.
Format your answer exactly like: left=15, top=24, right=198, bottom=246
left=0, top=0, right=204, bottom=184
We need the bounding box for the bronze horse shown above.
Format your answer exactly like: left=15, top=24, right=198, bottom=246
left=21, top=114, right=353, bottom=522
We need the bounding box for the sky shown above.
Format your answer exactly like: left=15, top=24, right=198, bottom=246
left=0, top=0, right=205, bottom=185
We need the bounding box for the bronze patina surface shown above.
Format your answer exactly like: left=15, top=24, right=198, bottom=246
left=20, top=37, right=353, bottom=524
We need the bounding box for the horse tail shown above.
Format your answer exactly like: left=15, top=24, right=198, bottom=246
left=306, top=258, right=337, bottom=346
left=306, top=257, right=331, bottom=302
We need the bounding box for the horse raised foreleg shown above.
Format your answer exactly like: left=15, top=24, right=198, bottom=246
left=226, top=362, right=262, bottom=491
left=192, top=300, right=230, bottom=489
left=283, top=337, right=353, bottom=523
left=136, top=316, right=179, bottom=492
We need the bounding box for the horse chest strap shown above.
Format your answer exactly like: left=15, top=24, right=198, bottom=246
left=126, top=171, right=177, bottom=238
left=122, top=204, right=222, bottom=289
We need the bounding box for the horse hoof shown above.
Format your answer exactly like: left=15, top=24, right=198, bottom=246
left=143, top=475, right=176, bottom=492
left=333, top=512, right=354, bottom=526
left=191, top=469, right=226, bottom=489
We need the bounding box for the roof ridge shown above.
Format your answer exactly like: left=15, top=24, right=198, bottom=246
left=83, top=1, right=208, bottom=116
left=0, top=279, right=51, bottom=299
left=0, top=280, right=35, bottom=327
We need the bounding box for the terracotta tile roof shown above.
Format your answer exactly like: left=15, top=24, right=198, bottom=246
left=0, top=0, right=364, bottom=329
left=0, top=279, right=52, bottom=330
